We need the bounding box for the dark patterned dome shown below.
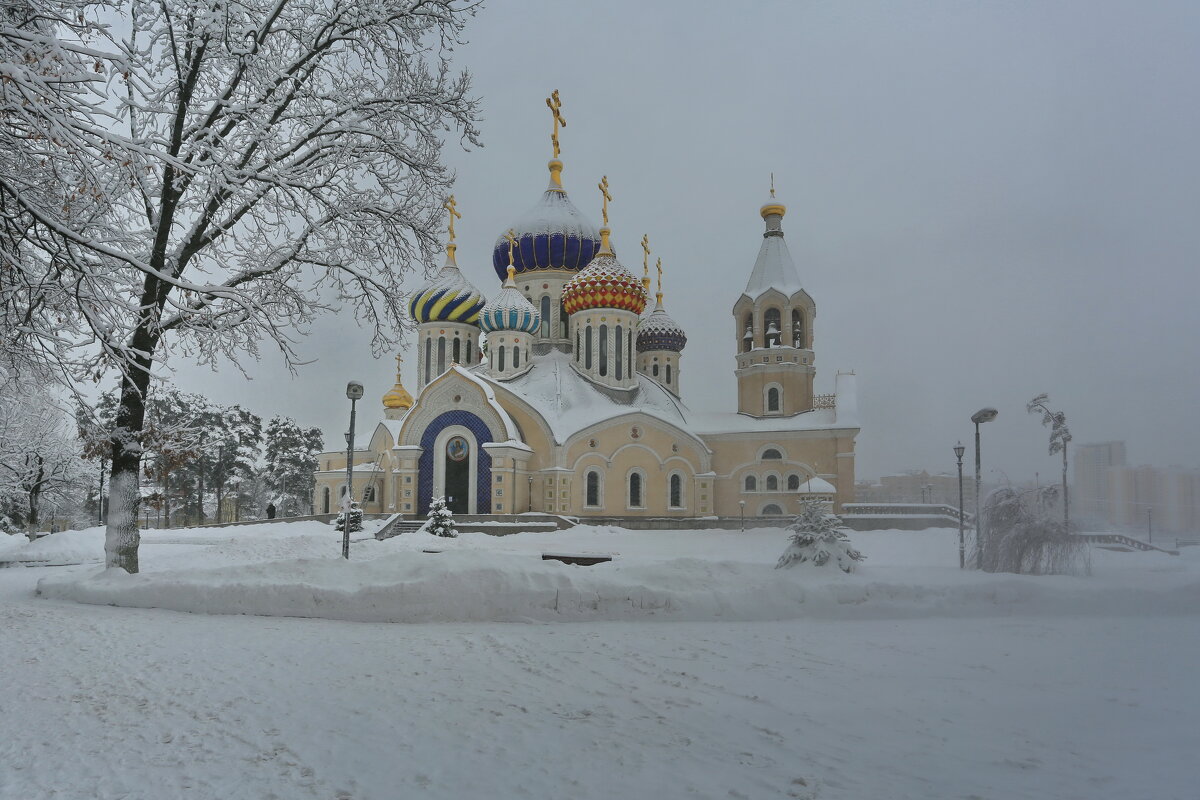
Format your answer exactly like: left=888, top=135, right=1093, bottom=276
left=491, top=162, right=601, bottom=279
left=637, top=301, right=687, bottom=353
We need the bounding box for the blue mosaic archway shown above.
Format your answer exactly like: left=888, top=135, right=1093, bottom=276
left=417, top=410, right=493, bottom=515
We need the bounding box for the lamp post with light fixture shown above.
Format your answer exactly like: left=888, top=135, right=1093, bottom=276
left=954, top=441, right=966, bottom=569
left=342, top=381, right=364, bottom=559
left=971, top=407, right=998, bottom=569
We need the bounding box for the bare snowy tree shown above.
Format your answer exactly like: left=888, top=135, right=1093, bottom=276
left=1026, top=393, right=1072, bottom=533
left=0, top=375, right=90, bottom=535
left=4, top=0, right=480, bottom=570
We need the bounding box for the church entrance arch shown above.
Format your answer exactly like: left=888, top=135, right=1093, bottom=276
left=417, top=411, right=494, bottom=516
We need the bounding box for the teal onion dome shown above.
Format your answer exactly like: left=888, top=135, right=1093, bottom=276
left=636, top=300, right=687, bottom=353
left=479, top=266, right=541, bottom=334
left=491, top=166, right=601, bottom=279
left=408, top=248, right=486, bottom=325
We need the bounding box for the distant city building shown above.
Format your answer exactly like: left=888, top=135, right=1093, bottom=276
left=1073, top=441, right=1199, bottom=535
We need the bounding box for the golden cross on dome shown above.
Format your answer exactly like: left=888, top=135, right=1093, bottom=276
left=656, top=257, right=663, bottom=294
left=394, top=352, right=403, bottom=373
left=641, top=234, right=650, bottom=275
left=546, top=90, right=565, bottom=159
left=598, top=175, right=612, bottom=226
left=770, top=172, right=776, bottom=199
left=443, top=195, right=461, bottom=242
left=504, top=228, right=517, bottom=265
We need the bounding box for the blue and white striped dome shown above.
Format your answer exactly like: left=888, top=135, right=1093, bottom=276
left=479, top=266, right=541, bottom=334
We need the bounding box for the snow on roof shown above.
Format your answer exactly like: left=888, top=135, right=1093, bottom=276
left=688, top=409, right=841, bottom=434
left=379, top=419, right=404, bottom=442
left=798, top=476, right=837, bottom=494
left=742, top=229, right=802, bottom=301
left=473, top=350, right=692, bottom=444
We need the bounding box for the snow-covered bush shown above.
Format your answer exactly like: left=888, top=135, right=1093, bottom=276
left=776, top=499, right=863, bottom=572
left=426, top=497, right=457, bottom=538
left=976, top=486, right=1087, bottom=575
left=334, top=503, right=363, bottom=533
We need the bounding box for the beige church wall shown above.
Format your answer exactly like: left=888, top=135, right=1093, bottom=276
left=735, top=362, right=815, bottom=417
left=705, top=432, right=854, bottom=516
left=562, top=417, right=710, bottom=516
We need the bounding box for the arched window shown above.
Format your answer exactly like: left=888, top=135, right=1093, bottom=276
left=652, top=363, right=659, bottom=377
left=322, top=486, right=330, bottom=514
left=586, top=470, right=601, bottom=508
left=599, top=325, right=609, bottom=377
left=669, top=474, right=683, bottom=509
left=766, top=475, right=779, bottom=491
left=628, top=336, right=634, bottom=378
left=792, top=309, right=805, bottom=349
left=363, top=485, right=376, bottom=503
left=424, top=337, right=431, bottom=384
left=767, top=387, right=781, bottom=412
left=744, top=475, right=757, bottom=492
left=585, top=326, right=593, bottom=369
left=615, top=325, right=623, bottom=381
left=540, top=296, right=551, bottom=338
left=764, top=308, right=782, bottom=347
left=762, top=448, right=783, bottom=460
left=497, top=345, right=506, bottom=372
left=575, top=330, right=581, bottom=362
left=787, top=474, right=800, bottom=491
left=742, top=314, right=754, bottom=352
left=628, top=472, right=643, bottom=508
left=513, top=346, right=520, bottom=370
left=762, top=504, right=784, bottom=516
left=666, top=363, right=672, bottom=385
left=452, top=337, right=461, bottom=365
left=437, top=337, right=446, bottom=375
left=560, top=302, right=569, bottom=339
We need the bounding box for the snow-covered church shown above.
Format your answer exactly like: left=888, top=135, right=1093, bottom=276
left=314, top=96, right=860, bottom=520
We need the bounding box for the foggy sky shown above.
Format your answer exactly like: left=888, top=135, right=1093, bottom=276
left=170, top=0, right=1200, bottom=483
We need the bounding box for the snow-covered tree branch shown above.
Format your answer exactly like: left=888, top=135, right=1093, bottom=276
left=4, top=0, right=480, bottom=570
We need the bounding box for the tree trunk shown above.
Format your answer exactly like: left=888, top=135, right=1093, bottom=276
left=106, top=335, right=157, bottom=572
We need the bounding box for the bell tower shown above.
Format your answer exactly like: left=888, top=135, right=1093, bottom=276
left=733, top=183, right=817, bottom=417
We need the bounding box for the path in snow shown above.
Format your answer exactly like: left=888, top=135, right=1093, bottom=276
left=2, top=565, right=1196, bottom=800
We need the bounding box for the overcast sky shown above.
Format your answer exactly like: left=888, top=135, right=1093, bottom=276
left=170, top=0, right=1200, bottom=483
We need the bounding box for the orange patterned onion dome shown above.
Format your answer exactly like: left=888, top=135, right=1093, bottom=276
left=561, top=251, right=648, bottom=315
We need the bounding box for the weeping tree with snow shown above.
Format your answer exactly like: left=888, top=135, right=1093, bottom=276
left=975, top=485, right=1087, bottom=575
left=426, top=496, right=456, bottom=538
left=776, top=498, right=863, bottom=572
left=2, top=0, right=480, bottom=571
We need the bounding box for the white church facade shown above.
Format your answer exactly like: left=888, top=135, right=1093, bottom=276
left=314, top=95, right=859, bottom=521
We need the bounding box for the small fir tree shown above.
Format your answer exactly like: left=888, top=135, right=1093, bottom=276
left=776, top=499, right=864, bottom=572
left=426, top=497, right=457, bottom=538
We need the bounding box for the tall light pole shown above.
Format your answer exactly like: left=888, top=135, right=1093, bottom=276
left=739, top=499, right=746, bottom=532
left=954, top=441, right=966, bottom=569
left=342, top=380, right=364, bottom=559
left=971, top=407, right=998, bottom=569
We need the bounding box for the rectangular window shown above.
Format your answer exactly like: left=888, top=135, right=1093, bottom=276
left=615, top=325, right=623, bottom=381
left=585, top=326, right=593, bottom=369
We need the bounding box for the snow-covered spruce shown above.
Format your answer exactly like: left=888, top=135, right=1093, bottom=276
left=776, top=499, right=864, bottom=572
left=426, top=497, right=457, bottom=538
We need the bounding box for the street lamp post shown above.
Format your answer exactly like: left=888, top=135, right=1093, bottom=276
left=954, top=442, right=966, bottom=569
left=739, top=500, right=746, bottom=532
left=528, top=474, right=534, bottom=513
left=342, top=381, right=364, bottom=559
left=971, top=407, right=999, bottom=570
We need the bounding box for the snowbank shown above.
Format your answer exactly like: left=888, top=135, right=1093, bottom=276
left=35, top=527, right=1200, bottom=623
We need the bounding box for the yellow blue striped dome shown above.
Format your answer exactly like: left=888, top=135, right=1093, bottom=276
left=408, top=253, right=486, bottom=325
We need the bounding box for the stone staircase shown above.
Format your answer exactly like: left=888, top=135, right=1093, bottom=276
left=375, top=516, right=426, bottom=540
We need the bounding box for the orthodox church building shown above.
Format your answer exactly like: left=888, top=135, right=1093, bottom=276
left=313, top=95, right=860, bottom=520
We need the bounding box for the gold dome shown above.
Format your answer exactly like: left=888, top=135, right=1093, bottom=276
left=382, top=354, right=413, bottom=409
left=759, top=201, right=786, bottom=219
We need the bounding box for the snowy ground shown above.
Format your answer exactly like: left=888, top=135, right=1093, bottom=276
left=1, top=522, right=1197, bottom=799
